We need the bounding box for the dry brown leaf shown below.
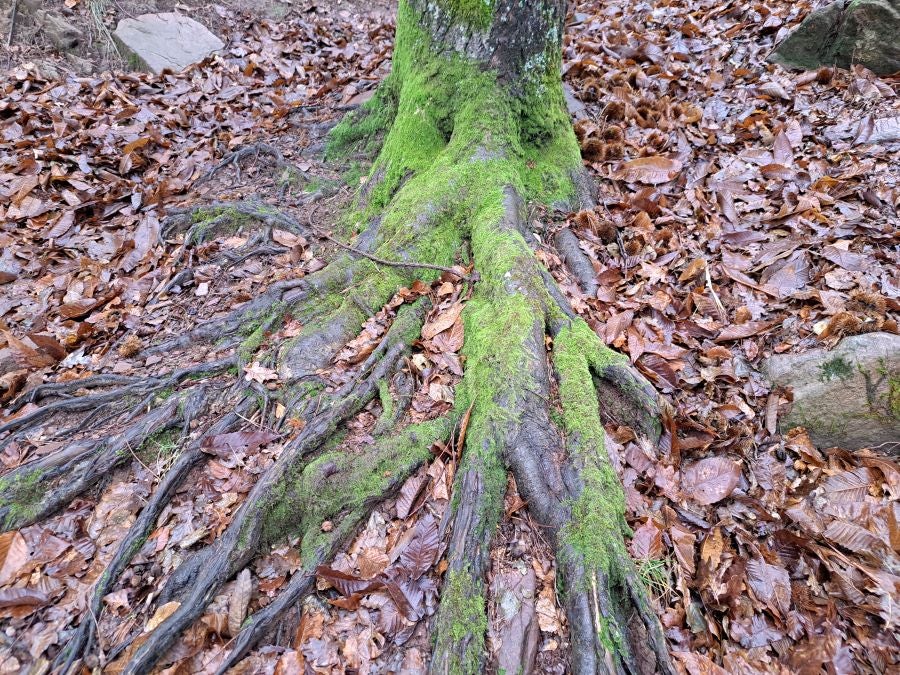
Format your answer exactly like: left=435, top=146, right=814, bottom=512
left=422, top=302, right=464, bottom=340
left=228, top=569, right=252, bottom=636
left=144, top=601, right=180, bottom=633
left=0, top=532, right=28, bottom=586
left=243, top=362, right=278, bottom=384
left=613, top=156, right=683, bottom=184
left=682, top=457, right=741, bottom=505
left=535, top=586, right=561, bottom=633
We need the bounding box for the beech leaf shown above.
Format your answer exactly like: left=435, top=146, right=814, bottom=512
left=681, top=456, right=741, bottom=505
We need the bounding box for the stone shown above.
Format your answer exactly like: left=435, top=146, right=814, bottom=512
left=769, top=0, right=900, bottom=75
left=113, top=13, right=224, bottom=74
left=763, top=332, right=900, bottom=450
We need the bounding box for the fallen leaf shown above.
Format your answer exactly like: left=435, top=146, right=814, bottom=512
left=201, top=430, right=279, bottom=457
left=613, top=156, right=683, bottom=184
left=228, top=569, right=252, bottom=637
left=243, top=362, right=278, bottom=384
left=422, top=302, right=464, bottom=340
left=682, top=456, right=741, bottom=505
left=144, top=602, right=181, bottom=633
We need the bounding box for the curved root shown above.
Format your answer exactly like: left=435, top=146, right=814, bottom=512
left=198, top=143, right=294, bottom=184
left=428, top=184, right=672, bottom=673
left=115, top=301, right=429, bottom=675
left=53, top=397, right=258, bottom=675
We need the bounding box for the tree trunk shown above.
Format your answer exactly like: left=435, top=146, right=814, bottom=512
left=2, top=2, right=675, bottom=673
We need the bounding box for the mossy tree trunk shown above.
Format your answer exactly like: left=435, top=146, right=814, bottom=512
left=2, top=1, right=674, bottom=674
left=330, top=2, right=674, bottom=672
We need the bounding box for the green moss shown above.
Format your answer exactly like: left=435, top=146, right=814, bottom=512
left=239, top=323, right=268, bottom=362
left=442, top=0, right=495, bottom=29
left=154, top=387, right=175, bottom=402
left=889, top=376, right=900, bottom=420
left=377, top=379, right=395, bottom=423
left=137, top=428, right=180, bottom=463
left=262, top=418, right=449, bottom=552
left=238, top=301, right=288, bottom=362
left=329, top=0, right=581, bottom=222
left=187, top=205, right=256, bottom=244
left=342, top=163, right=368, bottom=189
left=327, top=75, right=400, bottom=161
left=435, top=568, right=487, bottom=674
left=552, top=321, right=629, bottom=571
left=124, top=533, right=150, bottom=560
left=0, top=467, right=44, bottom=529
left=820, top=355, right=854, bottom=382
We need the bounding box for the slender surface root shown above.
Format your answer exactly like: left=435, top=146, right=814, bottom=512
left=555, top=226, right=600, bottom=297
left=53, top=397, right=258, bottom=675
left=215, top=417, right=451, bottom=674
left=0, top=379, right=216, bottom=532
left=199, top=143, right=295, bottom=183
left=115, top=301, right=429, bottom=675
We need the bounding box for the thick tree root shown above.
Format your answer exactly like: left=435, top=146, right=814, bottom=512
left=421, top=182, right=672, bottom=673
left=555, top=227, right=599, bottom=297
left=215, top=417, right=451, bottom=674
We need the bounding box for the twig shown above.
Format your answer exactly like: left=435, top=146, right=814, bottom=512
left=315, top=227, right=473, bottom=280
left=125, top=438, right=160, bottom=480
left=704, top=261, right=727, bottom=321
left=7, top=0, right=18, bottom=47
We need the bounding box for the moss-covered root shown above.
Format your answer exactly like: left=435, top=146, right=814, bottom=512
left=54, top=399, right=257, bottom=675
left=0, top=389, right=197, bottom=533
left=117, top=301, right=429, bottom=675
left=423, top=178, right=671, bottom=672
left=431, top=186, right=562, bottom=673
left=550, top=322, right=673, bottom=674
left=215, top=418, right=450, bottom=674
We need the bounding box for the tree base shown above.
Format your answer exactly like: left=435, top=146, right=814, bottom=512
left=0, top=4, right=676, bottom=671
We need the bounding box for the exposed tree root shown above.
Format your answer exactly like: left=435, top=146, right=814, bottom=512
left=428, top=186, right=670, bottom=674
left=110, top=302, right=430, bottom=675
left=0, top=378, right=214, bottom=532
left=555, top=226, right=600, bottom=297
left=53, top=397, right=258, bottom=675
left=7, top=8, right=683, bottom=669
left=214, top=416, right=451, bottom=674
left=199, top=143, right=295, bottom=184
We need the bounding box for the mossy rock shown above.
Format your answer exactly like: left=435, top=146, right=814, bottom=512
left=763, top=332, right=900, bottom=450
left=769, top=0, right=900, bottom=75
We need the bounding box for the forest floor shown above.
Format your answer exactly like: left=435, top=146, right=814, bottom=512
left=0, top=0, right=898, bottom=673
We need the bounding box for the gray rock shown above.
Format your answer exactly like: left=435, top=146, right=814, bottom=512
left=113, top=13, right=224, bottom=74
left=764, top=332, right=900, bottom=450
left=769, top=0, right=900, bottom=75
